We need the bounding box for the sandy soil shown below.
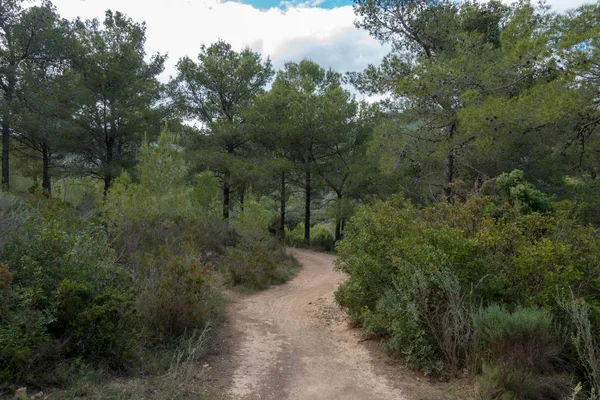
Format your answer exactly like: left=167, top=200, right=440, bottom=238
left=207, top=249, right=472, bottom=400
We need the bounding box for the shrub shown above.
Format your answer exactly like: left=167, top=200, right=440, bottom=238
left=473, top=305, right=573, bottom=400
left=0, top=194, right=141, bottom=387
left=139, top=254, right=225, bottom=341
left=286, top=221, right=336, bottom=251
left=223, top=199, right=299, bottom=290
left=496, top=169, right=554, bottom=214
left=104, top=130, right=227, bottom=343
left=558, top=296, right=600, bottom=398
left=57, top=284, right=142, bottom=369
left=0, top=194, right=25, bottom=247
left=335, top=198, right=475, bottom=375
left=335, top=173, right=600, bottom=378
left=476, top=364, right=573, bottom=400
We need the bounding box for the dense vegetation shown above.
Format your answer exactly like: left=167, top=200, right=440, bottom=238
left=1, top=0, right=600, bottom=398
left=0, top=128, right=299, bottom=397
left=336, top=174, right=600, bottom=397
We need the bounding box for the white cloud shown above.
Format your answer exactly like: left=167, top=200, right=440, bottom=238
left=492, top=0, right=595, bottom=12
left=51, top=0, right=391, bottom=81
left=539, top=0, right=597, bottom=12
left=50, top=0, right=594, bottom=83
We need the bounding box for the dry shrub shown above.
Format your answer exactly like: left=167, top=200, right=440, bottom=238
left=558, top=296, right=600, bottom=399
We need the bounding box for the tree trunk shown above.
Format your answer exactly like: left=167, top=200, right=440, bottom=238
left=443, top=148, right=454, bottom=203
left=223, top=143, right=235, bottom=221
left=1, top=119, right=9, bottom=191
left=223, top=170, right=230, bottom=220
left=42, top=145, right=51, bottom=194
left=334, top=194, right=343, bottom=242
left=279, top=172, right=286, bottom=240
left=103, top=125, right=115, bottom=197
left=103, top=175, right=112, bottom=196
left=239, top=184, right=245, bottom=212
left=1, top=68, right=15, bottom=192
left=304, top=168, right=311, bottom=242
left=443, top=123, right=456, bottom=203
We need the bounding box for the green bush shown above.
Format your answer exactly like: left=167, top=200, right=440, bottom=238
left=335, top=173, right=600, bottom=379
left=496, top=169, right=554, bottom=214
left=0, top=194, right=141, bottom=387
left=473, top=305, right=573, bottom=400
left=1, top=129, right=230, bottom=391
left=286, top=221, right=336, bottom=251
left=558, top=297, right=600, bottom=398
left=104, top=130, right=226, bottom=343
left=139, top=254, right=225, bottom=341
left=223, top=199, right=299, bottom=290
left=476, top=364, right=573, bottom=400
left=0, top=194, right=25, bottom=247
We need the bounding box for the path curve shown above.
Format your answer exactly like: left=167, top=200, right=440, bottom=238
left=208, top=249, right=464, bottom=400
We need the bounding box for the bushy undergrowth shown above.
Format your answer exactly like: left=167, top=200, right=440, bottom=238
left=0, top=195, right=141, bottom=387
left=223, top=199, right=300, bottom=291
left=285, top=221, right=336, bottom=252
left=103, top=133, right=227, bottom=344
left=335, top=170, right=600, bottom=397
left=1, top=130, right=297, bottom=393
left=558, top=296, right=600, bottom=398
left=473, top=305, right=573, bottom=400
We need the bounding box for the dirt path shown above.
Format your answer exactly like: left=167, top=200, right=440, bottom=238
left=207, top=249, right=470, bottom=400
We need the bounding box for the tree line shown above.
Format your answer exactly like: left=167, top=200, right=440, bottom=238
left=1, top=0, right=599, bottom=235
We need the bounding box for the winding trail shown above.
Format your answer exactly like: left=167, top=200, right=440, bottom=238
left=208, top=249, right=468, bottom=400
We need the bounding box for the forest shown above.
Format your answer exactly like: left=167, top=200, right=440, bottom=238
left=1, top=0, right=600, bottom=398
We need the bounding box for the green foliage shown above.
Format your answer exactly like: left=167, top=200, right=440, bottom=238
left=1, top=1, right=73, bottom=190
left=352, top=0, right=600, bottom=203
left=3, top=0, right=600, bottom=396
left=558, top=296, right=600, bottom=398
left=0, top=193, right=141, bottom=387
left=473, top=305, right=573, bottom=400
left=335, top=175, right=600, bottom=378
left=496, top=170, right=554, bottom=214
left=170, top=40, right=274, bottom=220
left=70, top=10, right=166, bottom=192
left=138, top=255, right=225, bottom=340
left=473, top=305, right=554, bottom=353
left=476, top=363, right=573, bottom=400
left=222, top=198, right=300, bottom=290
left=104, top=129, right=226, bottom=342
left=256, top=59, right=358, bottom=241
left=286, top=221, right=336, bottom=251
left=223, top=244, right=298, bottom=291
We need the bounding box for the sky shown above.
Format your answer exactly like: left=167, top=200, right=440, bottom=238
left=51, top=0, right=596, bottom=82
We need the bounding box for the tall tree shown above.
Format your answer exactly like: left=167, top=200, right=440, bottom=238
left=13, top=68, right=77, bottom=194
left=0, top=0, right=65, bottom=190
left=556, top=3, right=600, bottom=180
left=352, top=0, right=562, bottom=201
left=70, top=10, right=165, bottom=194
left=11, top=14, right=76, bottom=194
left=266, top=60, right=347, bottom=241
left=455, top=3, right=600, bottom=193
left=246, top=88, right=298, bottom=239
left=170, top=40, right=273, bottom=220
left=315, top=98, right=374, bottom=241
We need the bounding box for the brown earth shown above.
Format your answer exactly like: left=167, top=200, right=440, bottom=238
left=207, top=248, right=473, bottom=400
